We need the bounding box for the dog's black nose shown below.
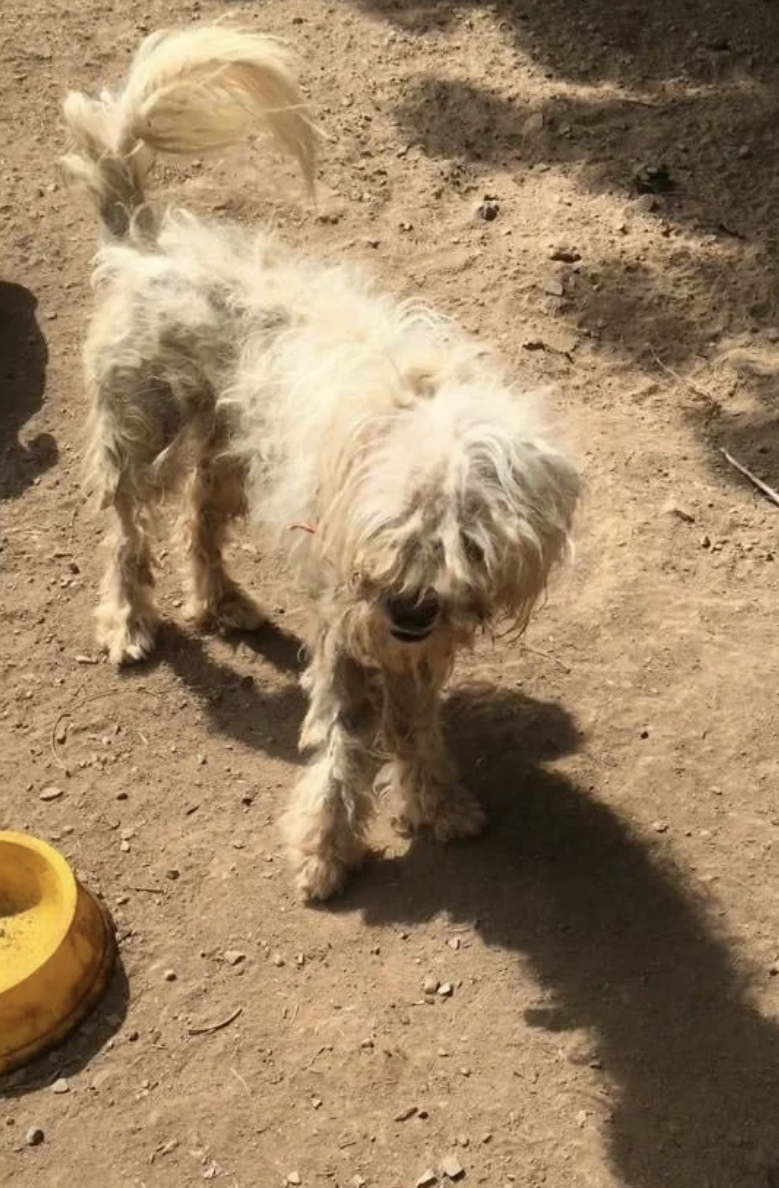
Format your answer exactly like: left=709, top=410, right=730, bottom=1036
left=384, top=594, right=439, bottom=642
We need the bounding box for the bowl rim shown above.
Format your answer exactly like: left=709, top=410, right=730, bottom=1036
left=0, top=829, right=78, bottom=970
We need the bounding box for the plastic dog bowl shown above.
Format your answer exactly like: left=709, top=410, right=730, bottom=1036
left=0, top=830, right=116, bottom=1075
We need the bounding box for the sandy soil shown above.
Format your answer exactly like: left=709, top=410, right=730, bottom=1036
left=2, top=2, right=779, bottom=1186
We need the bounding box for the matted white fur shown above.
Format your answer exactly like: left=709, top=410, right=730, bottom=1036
left=61, top=23, right=580, bottom=901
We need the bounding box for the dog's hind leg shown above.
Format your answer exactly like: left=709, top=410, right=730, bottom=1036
left=182, top=432, right=265, bottom=633
left=95, top=479, right=159, bottom=665
left=283, top=632, right=381, bottom=901
left=380, top=646, right=487, bottom=842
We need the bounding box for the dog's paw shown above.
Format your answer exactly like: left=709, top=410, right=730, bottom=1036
left=187, top=586, right=265, bottom=633
left=292, top=853, right=352, bottom=902
left=95, top=607, right=158, bottom=666
left=393, top=785, right=486, bottom=842
left=430, top=788, right=487, bottom=842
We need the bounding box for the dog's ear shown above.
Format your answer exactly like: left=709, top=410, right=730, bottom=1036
left=482, top=434, right=580, bottom=624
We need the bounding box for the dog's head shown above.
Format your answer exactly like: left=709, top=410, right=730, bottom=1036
left=319, top=373, right=580, bottom=659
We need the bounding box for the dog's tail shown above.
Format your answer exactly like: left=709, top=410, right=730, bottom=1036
left=60, top=24, right=318, bottom=242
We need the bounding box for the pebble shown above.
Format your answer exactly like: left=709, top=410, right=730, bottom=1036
left=224, top=950, right=246, bottom=967
left=661, top=499, right=695, bottom=523
left=447, top=938, right=461, bottom=951
left=416, top=1170, right=438, bottom=1188
left=163, top=968, right=177, bottom=982
left=394, top=1105, right=418, bottom=1122
left=440, top=1154, right=465, bottom=1181
left=652, top=820, right=670, bottom=834
left=26, top=1127, right=45, bottom=1146
left=422, top=976, right=439, bottom=995
left=351, top=1177, right=367, bottom=1188
left=521, top=111, right=544, bottom=135
left=437, top=982, right=454, bottom=998
left=51, top=1078, right=70, bottom=1094
left=476, top=199, right=499, bottom=221
left=271, top=952, right=285, bottom=967
left=539, top=274, right=565, bottom=298
left=39, top=785, right=64, bottom=802
left=633, top=193, right=658, bottom=214
left=287, top=1173, right=301, bottom=1186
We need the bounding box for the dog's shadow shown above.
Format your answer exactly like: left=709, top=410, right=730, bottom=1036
left=0, top=282, right=58, bottom=500
left=339, top=686, right=779, bottom=1188
left=142, top=619, right=307, bottom=763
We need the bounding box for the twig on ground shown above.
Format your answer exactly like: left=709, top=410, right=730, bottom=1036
left=521, top=643, right=572, bottom=674
left=650, top=349, right=716, bottom=402
left=187, top=1007, right=243, bottom=1036
left=720, top=448, right=779, bottom=509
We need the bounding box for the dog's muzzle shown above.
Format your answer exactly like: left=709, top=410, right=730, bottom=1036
left=383, top=594, right=440, bottom=643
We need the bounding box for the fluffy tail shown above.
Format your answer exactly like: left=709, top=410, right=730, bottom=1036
left=60, top=24, right=318, bottom=241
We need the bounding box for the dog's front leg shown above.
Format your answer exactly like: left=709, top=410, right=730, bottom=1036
left=284, top=638, right=381, bottom=901
left=381, top=655, right=486, bottom=843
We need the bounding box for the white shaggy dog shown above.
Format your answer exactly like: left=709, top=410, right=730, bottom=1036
left=61, top=25, right=580, bottom=900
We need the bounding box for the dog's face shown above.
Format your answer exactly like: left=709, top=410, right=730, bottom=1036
left=320, top=380, right=580, bottom=662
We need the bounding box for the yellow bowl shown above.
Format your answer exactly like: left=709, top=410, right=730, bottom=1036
left=0, top=830, right=116, bottom=1075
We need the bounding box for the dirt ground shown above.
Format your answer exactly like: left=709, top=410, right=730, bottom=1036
left=3, top=0, right=779, bottom=1185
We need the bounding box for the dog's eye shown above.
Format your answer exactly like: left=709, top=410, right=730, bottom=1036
left=461, top=534, right=484, bottom=565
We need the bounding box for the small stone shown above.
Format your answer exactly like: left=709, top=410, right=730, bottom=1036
left=166, top=868, right=180, bottom=881
left=287, top=1174, right=302, bottom=1186
left=360, top=1037, right=374, bottom=1049
left=437, top=982, right=454, bottom=998
left=539, top=275, right=564, bottom=298
left=40, top=785, right=63, bottom=802
left=394, top=1105, right=418, bottom=1122
left=271, top=952, right=285, bottom=967
left=447, top=938, right=461, bottom=951
left=575, top=1109, right=588, bottom=1127
left=701, top=534, right=712, bottom=548
left=224, top=950, right=246, bottom=967
left=422, top=976, right=439, bottom=995
left=549, top=246, right=581, bottom=263
left=661, top=499, right=695, bottom=523
left=119, top=839, right=130, bottom=853
left=416, top=1170, right=438, bottom=1188
left=163, top=968, right=177, bottom=982
left=51, top=1078, right=69, bottom=1094
left=351, top=1177, right=367, bottom=1188
left=652, top=820, right=669, bottom=834
left=127, top=1029, right=139, bottom=1042
left=440, top=1154, right=465, bottom=1181
left=456, top=1135, right=470, bottom=1149
left=476, top=199, right=499, bottom=222
left=633, top=193, right=658, bottom=214
left=522, top=111, right=544, bottom=136
left=26, top=1127, right=45, bottom=1146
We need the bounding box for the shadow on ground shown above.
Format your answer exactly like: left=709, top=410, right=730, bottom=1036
left=130, top=620, right=307, bottom=763
left=349, top=0, right=779, bottom=488
left=0, top=282, right=57, bottom=500
left=0, top=960, right=130, bottom=1100
left=339, top=683, right=779, bottom=1188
